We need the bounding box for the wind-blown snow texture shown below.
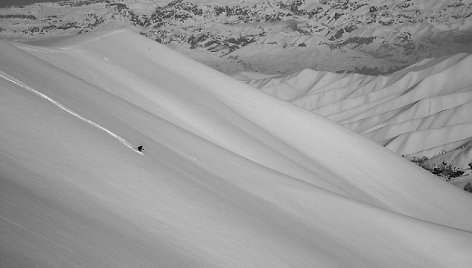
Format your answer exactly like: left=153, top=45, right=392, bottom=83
left=1, top=29, right=472, bottom=267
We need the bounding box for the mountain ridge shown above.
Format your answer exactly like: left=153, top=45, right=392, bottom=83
left=241, top=52, right=472, bottom=188
left=1, top=0, right=472, bottom=75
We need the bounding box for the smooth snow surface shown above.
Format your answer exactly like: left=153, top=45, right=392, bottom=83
left=1, top=29, right=472, bottom=267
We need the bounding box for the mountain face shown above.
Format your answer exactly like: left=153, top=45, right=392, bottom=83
left=1, top=28, right=472, bottom=268
left=239, top=53, right=472, bottom=189
left=1, top=0, right=472, bottom=75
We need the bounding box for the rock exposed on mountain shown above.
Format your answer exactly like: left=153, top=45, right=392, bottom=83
left=1, top=0, right=472, bottom=75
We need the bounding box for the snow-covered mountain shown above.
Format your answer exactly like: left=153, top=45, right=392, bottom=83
left=240, top=53, right=472, bottom=187
left=1, top=29, right=472, bottom=267
left=1, top=0, right=472, bottom=75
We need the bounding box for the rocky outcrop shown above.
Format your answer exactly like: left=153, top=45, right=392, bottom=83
left=1, top=0, right=472, bottom=75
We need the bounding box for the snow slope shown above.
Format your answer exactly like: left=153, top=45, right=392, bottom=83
left=1, top=29, right=472, bottom=267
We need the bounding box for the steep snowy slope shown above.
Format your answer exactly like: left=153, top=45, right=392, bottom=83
left=1, top=29, right=472, bottom=267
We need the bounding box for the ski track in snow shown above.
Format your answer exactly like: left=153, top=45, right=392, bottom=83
left=0, top=70, right=143, bottom=155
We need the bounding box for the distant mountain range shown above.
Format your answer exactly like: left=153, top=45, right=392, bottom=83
left=240, top=53, right=472, bottom=188
left=1, top=0, right=472, bottom=75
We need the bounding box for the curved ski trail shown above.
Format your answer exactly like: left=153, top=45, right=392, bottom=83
left=0, top=70, right=143, bottom=155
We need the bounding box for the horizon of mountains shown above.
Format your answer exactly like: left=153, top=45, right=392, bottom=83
left=1, top=0, right=472, bottom=75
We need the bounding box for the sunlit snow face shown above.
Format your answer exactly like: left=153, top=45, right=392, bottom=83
left=1, top=27, right=472, bottom=268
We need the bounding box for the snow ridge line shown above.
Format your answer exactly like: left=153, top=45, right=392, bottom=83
left=0, top=71, right=143, bottom=155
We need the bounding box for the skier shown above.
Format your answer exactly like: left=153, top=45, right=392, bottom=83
left=137, top=145, right=144, bottom=152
